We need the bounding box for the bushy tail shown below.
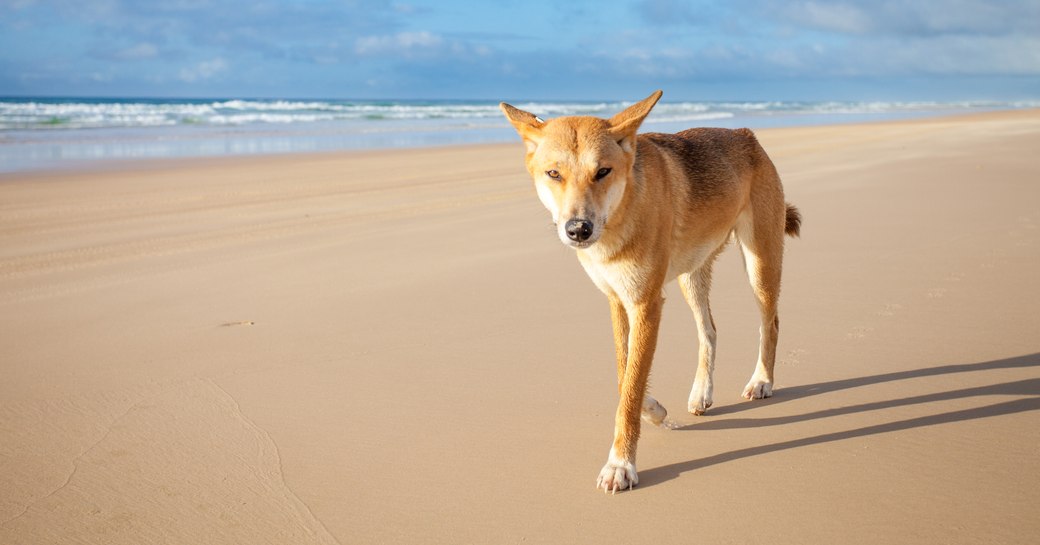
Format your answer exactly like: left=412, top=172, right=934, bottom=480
left=785, top=204, right=802, bottom=237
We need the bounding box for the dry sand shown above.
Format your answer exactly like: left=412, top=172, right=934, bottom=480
left=1, top=110, right=1038, bottom=544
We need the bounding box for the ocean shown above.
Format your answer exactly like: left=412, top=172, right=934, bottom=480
left=1, top=97, right=1036, bottom=173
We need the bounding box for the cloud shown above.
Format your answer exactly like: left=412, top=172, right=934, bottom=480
left=4, top=0, right=405, bottom=59
left=111, top=42, right=159, bottom=60
left=2, top=0, right=1038, bottom=99
left=178, top=58, right=227, bottom=82
left=2, top=0, right=41, bottom=9
left=355, top=31, right=444, bottom=56
left=770, top=0, right=1040, bottom=37
left=623, top=0, right=1040, bottom=80
left=633, top=0, right=708, bottom=25
left=390, top=2, right=431, bottom=15
left=354, top=31, right=492, bottom=60
left=839, top=35, right=1040, bottom=77
left=766, top=1, right=1040, bottom=77
left=783, top=2, right=870, bottom=34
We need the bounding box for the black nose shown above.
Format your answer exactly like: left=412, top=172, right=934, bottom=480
left=565, top=219, right=594, bottom=242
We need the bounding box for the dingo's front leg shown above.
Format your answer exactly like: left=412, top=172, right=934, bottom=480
left=610, top=296, right=668, bottom=426
left=597, top=296, right=663, bottom=493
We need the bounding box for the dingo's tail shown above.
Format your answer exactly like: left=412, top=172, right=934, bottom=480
left=785, top=204, right=802, bottom=237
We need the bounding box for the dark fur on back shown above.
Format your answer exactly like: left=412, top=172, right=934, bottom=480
left=640, top=128, right=802, bottom=239
left=639, top=129, right=752, bottom=201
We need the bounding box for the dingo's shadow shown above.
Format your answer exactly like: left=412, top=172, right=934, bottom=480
left=701, top=354, right=1040, bottom=418
left=639, top=353, right=1040, bottom=489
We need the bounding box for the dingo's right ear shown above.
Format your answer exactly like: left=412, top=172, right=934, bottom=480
left=500, top=103, right=545, bottom=154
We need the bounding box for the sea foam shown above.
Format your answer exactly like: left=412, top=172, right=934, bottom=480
left=1, top=97, right=1036, bottom=172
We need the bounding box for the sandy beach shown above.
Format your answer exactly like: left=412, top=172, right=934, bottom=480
left=1, top=110, right=1038, bottom=544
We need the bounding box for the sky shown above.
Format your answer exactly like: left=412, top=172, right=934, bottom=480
left=1, top=0, right=1039, bottom=101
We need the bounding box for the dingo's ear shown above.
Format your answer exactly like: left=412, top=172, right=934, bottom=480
left=609, top=90, right=662, bottom=153
left=500, top=102, right=545, bottom=154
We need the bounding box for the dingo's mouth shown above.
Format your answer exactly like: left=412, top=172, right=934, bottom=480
left=566, top=240, right=594, bottom=250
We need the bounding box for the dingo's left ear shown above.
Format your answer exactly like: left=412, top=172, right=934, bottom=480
left=500, top=103, right=545, bottom=154
left=609, top=90, right=662, bottom=153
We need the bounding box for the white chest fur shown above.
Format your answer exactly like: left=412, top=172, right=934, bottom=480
left=578, top=232, right=730, bottom=305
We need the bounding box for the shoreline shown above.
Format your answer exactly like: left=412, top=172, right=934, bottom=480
left=3, top=106, right=1037, bottom=177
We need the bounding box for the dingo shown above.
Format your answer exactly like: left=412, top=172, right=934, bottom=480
left=500, top=91, right=801, bottom=493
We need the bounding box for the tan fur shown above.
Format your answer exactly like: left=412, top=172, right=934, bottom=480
left=501, top=91, right=800, bottom=494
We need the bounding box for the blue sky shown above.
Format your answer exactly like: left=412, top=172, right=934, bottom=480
left=1, top=0, right=1038, bottom=101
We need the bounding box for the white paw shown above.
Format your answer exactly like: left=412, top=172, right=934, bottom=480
left=742, top=378, right=773, bottom=400
left=596, top=453, right=638, bottom=494
left=688, top=378, right=713, bottom=415
left=641, top=394, right=668, bottom=426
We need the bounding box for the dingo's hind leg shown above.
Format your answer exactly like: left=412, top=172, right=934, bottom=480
left=678, top=250, right=722, bottom=415
left=734, top=206, right=786, bottom=400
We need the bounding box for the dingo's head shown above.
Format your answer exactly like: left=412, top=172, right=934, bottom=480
left=500, top=91, right=662, bottom=249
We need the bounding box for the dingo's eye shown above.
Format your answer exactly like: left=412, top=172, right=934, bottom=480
left=546, top=170, right=561, bottom=180
left=595, top=167, right=612, bottom=181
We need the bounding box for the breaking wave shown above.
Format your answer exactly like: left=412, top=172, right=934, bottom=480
left=3, top=97, right=1036, bottom=131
